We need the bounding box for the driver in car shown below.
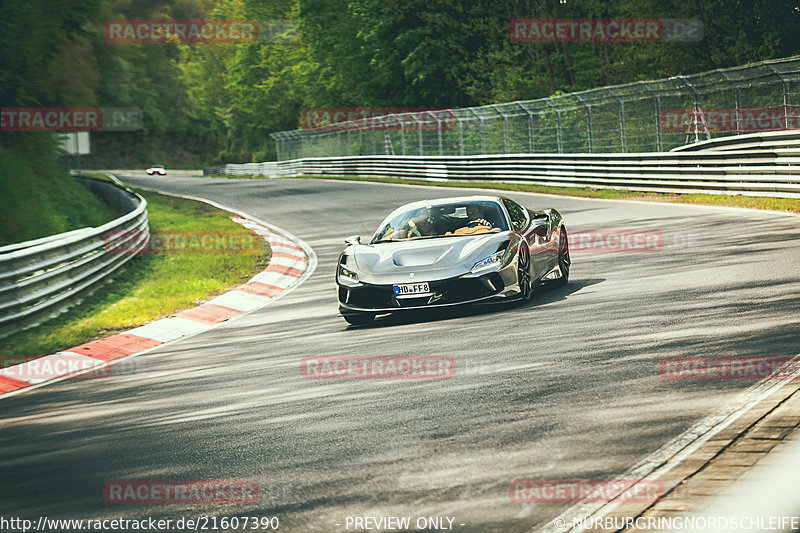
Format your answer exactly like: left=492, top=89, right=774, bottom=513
left=407, top=211, right=435, bottom=238
left=465, top=204, right=493, bottom=229
left=445, top=204, right=501, bottom=236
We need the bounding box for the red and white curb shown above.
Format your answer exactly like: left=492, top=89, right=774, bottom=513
left=0, top=214, right=315, bottom=399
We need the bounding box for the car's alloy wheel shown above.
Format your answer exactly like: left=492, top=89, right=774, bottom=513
left=557, top=229, right=570, bottom=286
left=517, top=245, right=532, bottom=302
left=342, top=312, right=375, bottom=326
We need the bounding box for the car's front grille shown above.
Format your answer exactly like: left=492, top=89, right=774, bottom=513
left=340, top=272, right=504, bottom=311
left=396, top=295, right=433, bottom=307
left=431, top=274, right=504, bottom=303
left=341, top=286, right=394, bottom=309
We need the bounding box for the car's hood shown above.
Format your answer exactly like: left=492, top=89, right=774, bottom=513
left=348, top=232, right=509, bottom=284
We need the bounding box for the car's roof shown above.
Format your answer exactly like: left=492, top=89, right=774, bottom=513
left=392, top=195, right=505, bottom=212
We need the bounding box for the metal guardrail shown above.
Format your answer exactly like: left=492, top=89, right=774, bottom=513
left=204, top=162, right=290, bottom=177
left=211, top=131, right=800, bottom=199
left=0, top=177, right=149, bottom=338
left=670, top=129, right=800, bottom=152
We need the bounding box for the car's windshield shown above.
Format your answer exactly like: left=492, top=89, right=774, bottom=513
left=371, top=201, right=509, bottom=243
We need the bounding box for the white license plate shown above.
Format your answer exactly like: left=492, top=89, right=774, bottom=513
left=393, top=282, right=430, bottom=296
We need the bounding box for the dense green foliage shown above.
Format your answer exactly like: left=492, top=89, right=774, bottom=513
left=2, top=0, right=799, bottom=167
left=0, top=139, right=122, bottom=245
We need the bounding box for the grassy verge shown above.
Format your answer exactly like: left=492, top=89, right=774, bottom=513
left=202, top=172, right=799, bottom=214
left=0, top=146, right=123, bottom=246
left=0, top=188, right=270, bottom=357
left=291, top=175, right=800, bottom=214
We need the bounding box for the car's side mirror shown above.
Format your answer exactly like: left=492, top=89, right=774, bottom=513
left=344, top=235, right=362, bottom=246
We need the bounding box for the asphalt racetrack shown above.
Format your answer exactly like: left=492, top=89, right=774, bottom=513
left=1, top=173, right=798, bottom=532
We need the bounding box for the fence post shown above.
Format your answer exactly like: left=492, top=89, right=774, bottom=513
left=574, top=94, right=593, bottom=153
left=764, top=62, right=791, bottom=129
left=457, top=114, right=465, bottom=156
left=491, top=105, right=510, bottom=154
left=467, top=108, right=486, bottom=154
left=544, top=99, right=562, bottom=153
left=638, top=81, right=662, bottom=152
left=417, top=113, right=424, bottom=155
left=271, top=133, right=282, bottom=161
left=518, top=103, right=535, bottom=153
left=606, top=88, right=627, bottom=152
left=399, top=114, right=407, bottom=156
left=433, top=111, right=444, bottom=155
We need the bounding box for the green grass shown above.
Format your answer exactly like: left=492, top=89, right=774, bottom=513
left=200, top=172, right=799, bottom=214
left=0, top=147, right=123, bottom=246
left=0, top=189, right=270, bottom=357
left=289, top=175, right=800, bottom=214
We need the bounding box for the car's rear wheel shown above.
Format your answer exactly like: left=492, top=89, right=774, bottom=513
left=556, top=228, right=570, bottom=286
left=517, top=245, right=532, bottom=302
left=342, top=311, right=375, bottom=326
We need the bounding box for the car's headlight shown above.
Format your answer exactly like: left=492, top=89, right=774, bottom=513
left=471, top=250, right=505, bottom=273
left=338, top=264, right=361, bottom=286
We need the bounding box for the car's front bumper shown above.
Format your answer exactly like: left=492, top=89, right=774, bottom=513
left=337, top=263, right=520, bottom=313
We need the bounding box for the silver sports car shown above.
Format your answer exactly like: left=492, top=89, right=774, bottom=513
left=336, top=195, right=570, bottom=325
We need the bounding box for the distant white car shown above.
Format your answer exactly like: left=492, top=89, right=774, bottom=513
left=146, top=165, right=166, bottom=175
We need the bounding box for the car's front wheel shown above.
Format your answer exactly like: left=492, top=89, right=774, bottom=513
left=516, top=244, right=532, bottom=302
left=341, top=311, right=375, bottom=326
left=555, top=228, right=570, bottom=286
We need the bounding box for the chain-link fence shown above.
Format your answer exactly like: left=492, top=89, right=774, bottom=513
left=271, top=56, right=800, bottom=161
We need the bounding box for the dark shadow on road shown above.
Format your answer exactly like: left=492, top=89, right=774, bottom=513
left=348, top=278, right=605, bottom=330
